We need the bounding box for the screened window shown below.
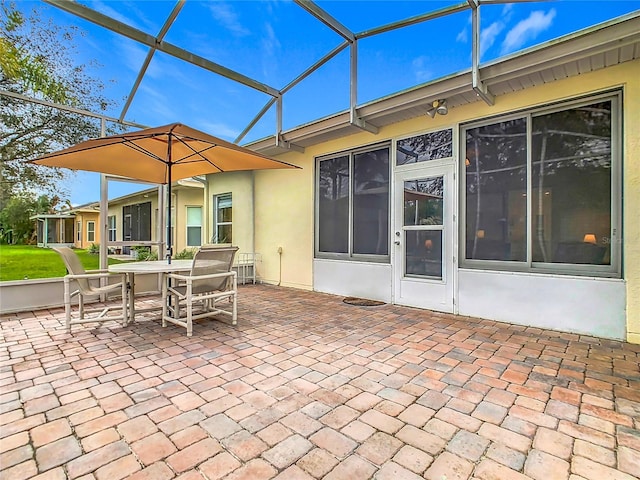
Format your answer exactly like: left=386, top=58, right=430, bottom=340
left=107, top=215, right=116, bottom=242
left=186, top=206, right=202, bottom=247
left=214, top=194, right=232, bottom=243
left=461, top=95, right=619, bottom=276
left=87, top=221, right=95, bottom=243
left=397, top=129, right=453, bottom=165
left=316, top=144, right=390, bottom=260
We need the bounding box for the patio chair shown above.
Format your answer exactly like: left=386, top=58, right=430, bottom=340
left=162, top=245, right=238, bottom=336
left=53, top=247, right=128, bottom=332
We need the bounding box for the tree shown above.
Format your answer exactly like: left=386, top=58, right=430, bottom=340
left=0, top=1, right=116, bottom=242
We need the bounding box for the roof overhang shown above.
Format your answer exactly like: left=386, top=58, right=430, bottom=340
left=30, top=214, right=75, bottom=220
left=248, top=12, right=640, bottom=156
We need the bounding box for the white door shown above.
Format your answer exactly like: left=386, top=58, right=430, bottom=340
left=393, top=164, right=455, bottom=312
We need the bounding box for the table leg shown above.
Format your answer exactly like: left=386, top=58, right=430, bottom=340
left=128, top=272, right=136, bottom=324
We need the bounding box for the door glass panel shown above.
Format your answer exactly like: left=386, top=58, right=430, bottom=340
left=403, top=177, right=443, bottom=226
left=405, top=230, right=443, bottom=279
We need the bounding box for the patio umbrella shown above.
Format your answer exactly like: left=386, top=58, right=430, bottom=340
left=31, top=123, right=299, bottom=262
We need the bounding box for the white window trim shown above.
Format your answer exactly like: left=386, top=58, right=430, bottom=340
left=107, top=215, right=116, bottom=242
left=185, top=205, right=203, bottom=247
left=213, top=193, right=232, bottom=244
left=314, top=142, right=391, bottom=263
left=87, top=221, right=96, bottom=243
left=458, top=91, right=621, bottom=278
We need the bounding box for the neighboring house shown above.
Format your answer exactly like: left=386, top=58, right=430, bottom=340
left=31, top=214, right=75, bottom=248
left=105, top=178, right=205, bottom=256
left=204, top=16, right=640, bottom=343
left=70, top=204, right=100, bottom=249
left=42, top=179, right=205, bottom=255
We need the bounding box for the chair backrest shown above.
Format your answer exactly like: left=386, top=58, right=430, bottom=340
left=53, top=247, right=92, bottom=293
left=190, top=245, right=238, bottom=293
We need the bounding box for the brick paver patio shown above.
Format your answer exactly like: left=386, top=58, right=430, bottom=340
left=1, top=284, right=639, bottom=479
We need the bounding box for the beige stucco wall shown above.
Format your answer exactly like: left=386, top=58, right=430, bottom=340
left=246, top=59, right=640, bottom=341
left=74, top=212, right=100, bottom=249
left=623, top=63, right=640, bottom=344
left=173, top=187, right=205, bottom=254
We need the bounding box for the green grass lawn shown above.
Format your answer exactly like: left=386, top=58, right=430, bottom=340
left=0, top=245, right=127, bottom=282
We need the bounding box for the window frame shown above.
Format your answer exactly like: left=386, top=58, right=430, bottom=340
left=315, top=142, right=391, bottom=263
left=459, top=91, right=621, bottom=278
left=213, top=193, right=232, bottom=244
left=185, top=205, right=203, bottom=247
left=76, top=221, right=81, bottom=242
left=87, top=221, right=96, bottom=243
left=107, top=215, right=116, bottom=242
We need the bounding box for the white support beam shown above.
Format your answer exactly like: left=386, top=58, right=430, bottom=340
left=357, top=2, right=469, bottom=39
left=349, top=43, right=378, bottom=134
left=235, top=98, right=277, bottom=144
left=44, top=0, right=280, bottom=98
left=293, top=0, right=355, bottom=43
left=274, top=96, right=304, bottom=152
left=0, top=89, right=145, bottom=128
left=120, top=0, right=185, bottom=121
left=470, top=1, right=495, bottom=105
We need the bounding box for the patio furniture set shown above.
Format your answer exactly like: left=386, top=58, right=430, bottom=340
left=53, top=245, right=239, bottom=337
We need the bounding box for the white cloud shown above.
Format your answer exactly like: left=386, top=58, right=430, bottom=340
left=196, top=120, right=239, bottom=141
left=261, top=22, right=281, bottom=58
left=206, top=2, right=250, bottom=37
left=87, top=1, right=146, bottom=31
left=501, top=9, right=557, bottom=55
left=501, top=3, right=514, bottom=22
left=456, top=13, right=472, bottom=43
left=480, top=21, right=505, bottom=57
left=412, top=56, right=432, bottom=83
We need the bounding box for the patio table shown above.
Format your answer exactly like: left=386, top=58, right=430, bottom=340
left=109, top=260, right=193, bottom=323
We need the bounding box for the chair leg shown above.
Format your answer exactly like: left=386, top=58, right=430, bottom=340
left=121, top=281, right=128, bottom=326
left=186, top=284, right=193, bottom=337
left=63, top=277, right=72, bottom=332
left=231, top=291, right=237, bottom=326
left=161, top=274, right=168, bottom=328
left=231, top=275, right=237, bottom=326
left=78, top=294, right=84, bottom=321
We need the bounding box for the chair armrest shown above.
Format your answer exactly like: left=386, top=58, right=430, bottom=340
left=86, top=269, right=110, bottom=274
left=65, top=272, right=124, bottom=280
left=166, top=271, right=237, bottom=282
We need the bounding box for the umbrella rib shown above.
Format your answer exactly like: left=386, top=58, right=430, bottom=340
left=171, top=136, right=224, bottom=171
left=121, top=138, right=169, bottom=163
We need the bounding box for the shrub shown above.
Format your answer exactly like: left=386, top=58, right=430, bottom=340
left=87, top=243, right=99, bottom=254
left=175, top=248, right=196, bottom=259
left=133, top=246, right=158, bottom=261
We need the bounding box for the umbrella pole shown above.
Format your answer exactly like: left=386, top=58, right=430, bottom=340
left=167, top=136, right=173, bottom=264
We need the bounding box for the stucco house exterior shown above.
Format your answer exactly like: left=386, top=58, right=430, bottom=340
left=201, top=14, right=640, bottom=343
left=39, top=179, right=206, bottom=255
left=104, top=178, right=206, bottom=257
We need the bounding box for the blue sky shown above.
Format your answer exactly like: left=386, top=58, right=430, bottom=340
left=17, top=0, right=640, bottom=205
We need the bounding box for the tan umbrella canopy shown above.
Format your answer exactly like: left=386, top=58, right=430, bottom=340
left=31, top=123, right=299, bottom=261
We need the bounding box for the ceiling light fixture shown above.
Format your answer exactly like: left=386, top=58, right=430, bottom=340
left=426, top=99, right=448, bottom=118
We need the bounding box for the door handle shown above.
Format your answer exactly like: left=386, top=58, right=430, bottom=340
left=394, top=240, right=400, bottom=245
